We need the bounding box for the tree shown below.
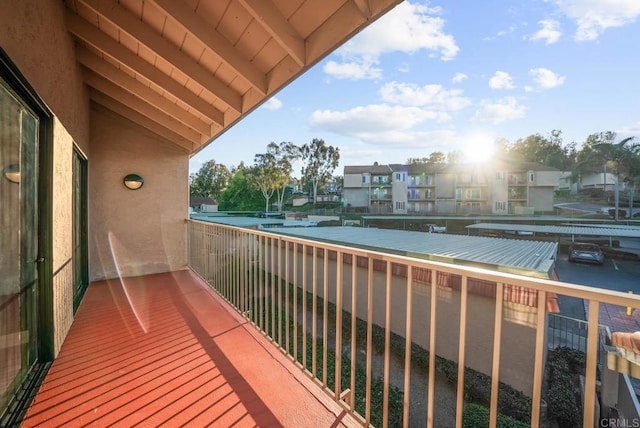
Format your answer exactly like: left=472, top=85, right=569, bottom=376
left=407, top=151, right=448, bottom=165
left=508, top=130, right=570, bottom=169
left=428, top=151, right=446, bottom=164
left=218, top=163, right=263, bottom=211
left=252, top=152, right=279, bottom=212
left=189, top=160, right=231, bottom=200
left=267, top=142, right=301, bottom=211
left=301, top=138, right=340, bottom=206
left=572, top=133, right=639, bottom=219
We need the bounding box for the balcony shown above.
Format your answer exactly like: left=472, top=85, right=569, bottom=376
left=23, top=220, right=640, bottom=427
left=21, top=270, right=359, bottom=427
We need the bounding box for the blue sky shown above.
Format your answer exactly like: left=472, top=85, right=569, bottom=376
left=189, top=0, right=640, bottom=175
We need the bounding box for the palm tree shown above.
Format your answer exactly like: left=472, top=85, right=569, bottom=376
left=573, top=135, right=639, bottom=219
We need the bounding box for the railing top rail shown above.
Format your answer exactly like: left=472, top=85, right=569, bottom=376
left=187, top=219, right=640, bottom=308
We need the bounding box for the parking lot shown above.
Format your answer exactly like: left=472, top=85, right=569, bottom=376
left=555, top=251, right=640, bottom=320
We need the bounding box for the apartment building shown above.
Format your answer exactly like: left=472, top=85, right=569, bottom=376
left=343, top=161, right=562, bottom=215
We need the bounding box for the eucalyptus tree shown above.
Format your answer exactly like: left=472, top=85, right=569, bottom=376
left=189, top=159, right=231, bottom=200
left=252, top=150, right=279, bottom=212
left=252, top=142, right=301, bottom=212
left=268, top=141, right=301, bottom=211
left=300, top=138, right=340, bottom=206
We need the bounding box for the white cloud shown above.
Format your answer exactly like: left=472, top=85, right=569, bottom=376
left=489, top=71, right=516, bottom=90
left=530, top=19, right=562, bottom=44
left=262, top=97, right=283, bottom=110
left=472, top=97, right=527, bottom=124
left=483, top=24, right=520, bottom=41
left=325, top=1, right=459, bottom=80
left=553, top=0, right=640, bottom=41
left=530, top=67, right=566, bottom=89
left=617, top=122, right=640, bottom=139
left=309, top=104, right=450, bottom=138
left=379, top=81, right=472, bottom=110
left=452, top=72, right=468, bottom=83
left=352, top=129, right=458, bottom=147
left=323, top=60, right=382, bottom=80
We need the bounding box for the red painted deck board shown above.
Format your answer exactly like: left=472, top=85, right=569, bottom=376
left=23, top=270, right=359, bottom=427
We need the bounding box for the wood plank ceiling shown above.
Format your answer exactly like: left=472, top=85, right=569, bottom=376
left=63, top=0, right=403, bottom=154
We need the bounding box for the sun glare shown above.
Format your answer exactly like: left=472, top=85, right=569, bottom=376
left=461, top=133, right=496, bottom=164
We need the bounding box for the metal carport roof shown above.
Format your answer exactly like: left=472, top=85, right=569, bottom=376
left=270, top=226, right=558, bottom=279
left=466, top=223, right=640, bottom=239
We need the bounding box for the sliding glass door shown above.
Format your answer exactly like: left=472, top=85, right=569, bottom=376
left=73, top=149, right=88, bottom=311
left=0, top=77, right=40, bottom=417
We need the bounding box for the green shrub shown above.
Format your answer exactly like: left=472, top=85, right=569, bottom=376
left=463, top=403, right=529, bottom=428
left=546, top=347, right=583, bottom=426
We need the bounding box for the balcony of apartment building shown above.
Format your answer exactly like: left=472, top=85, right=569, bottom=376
left=455, top=188, right=486, bottom=202
left=408, top=190, right=435, bottom=202
left=371, top=176, right=392, bottom=187
left=509, top=174, right=528, bottom=186
left=5, top=1, right=640, bottom=427
left=455, top=173, right=487, bottom=187
left=18, top=220, right=640, bottom=428
left=508, top=187, right=528, bottom=201
left=408, top=175, right=435, bottom=188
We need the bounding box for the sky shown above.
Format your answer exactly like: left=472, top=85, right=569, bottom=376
left=189, top=0, right=640, bottom=176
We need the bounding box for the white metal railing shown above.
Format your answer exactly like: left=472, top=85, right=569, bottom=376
left=187, top=219, right=640, bottom=428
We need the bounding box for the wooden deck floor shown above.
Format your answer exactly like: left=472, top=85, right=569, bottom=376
left=22, top=270, right=359, bottom=427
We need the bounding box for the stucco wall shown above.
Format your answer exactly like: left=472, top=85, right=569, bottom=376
left=0, top=0, right=90, bottom=154
left=529, top=187, right=555, bottom=213
left=0, top=0, right=90, bottom=357
left=89, top=105, right=189, bottom=281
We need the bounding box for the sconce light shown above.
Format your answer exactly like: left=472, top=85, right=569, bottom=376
left=3, top=164, right=20, bottom=184
left=123, top=173, right=144, bottom=190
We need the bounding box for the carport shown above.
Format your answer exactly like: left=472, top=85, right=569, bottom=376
left=466, top=223, right=640, bottom=249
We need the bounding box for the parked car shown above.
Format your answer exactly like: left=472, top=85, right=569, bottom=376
left=568, top=243, right=604, bottom=265
left=425, top=223, right=447, bottom=233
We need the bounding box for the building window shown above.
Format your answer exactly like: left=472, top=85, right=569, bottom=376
left=495, top=201, right=507, bottom=211
left=395, top=172, right=405, bottom=182
left=395, top=201, right=405, bottom=210
left=362, top=175, right=369, bottom=184
left=496, top=171, right=505, bottom=180
left=529, top=173, right=535, bottom=183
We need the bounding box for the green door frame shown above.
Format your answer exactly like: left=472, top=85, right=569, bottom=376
left=72, top=148, right=89, bottom=312
left=0, top=48, right=54, bottom=423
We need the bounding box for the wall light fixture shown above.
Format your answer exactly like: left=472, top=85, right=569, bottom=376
left=123, top=173, right=144, bottom=190
left=3, top=164, right=20, bottom=184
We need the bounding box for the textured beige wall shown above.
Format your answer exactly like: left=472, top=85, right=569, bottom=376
left=89, top=104, right=189, bottom=281
left=51, top=119, right=75, bottom=356
left=0, top=0, right=90, bottom=154
left=52, top=119, right=74, bottom=271
left=0, top=0, right=90, bottom=356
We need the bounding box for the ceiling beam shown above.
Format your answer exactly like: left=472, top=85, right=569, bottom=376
left=352, top=0, right=372, bottom=17
left=84, top=70, right=203, bottom=145
left=78, top=0, right=242, bottom=113
left=148, top=0, right=266, bottom=95
left=66, top=12, right=225, bottom=127
left=90, top=90, right=193, bottom=153
left=236, top=0, right=305, bottom=67
left=76, top=46, right=212, bottom=136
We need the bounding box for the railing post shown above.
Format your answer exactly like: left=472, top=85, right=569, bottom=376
left=489, top=282, right=504, bottom=427
left=584, top=300, right=600, bottom=427
left=531, top=290, right=547, bottom=427
left=427, top=269, right=437, bottom=428
left=455, top=275, right=468, bottom=428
